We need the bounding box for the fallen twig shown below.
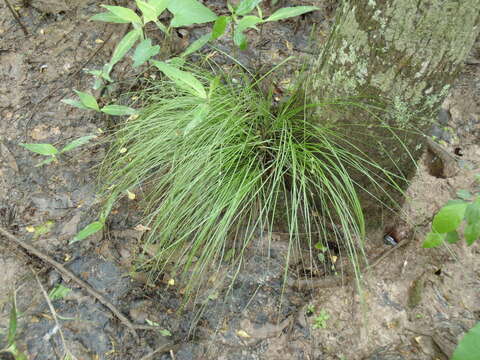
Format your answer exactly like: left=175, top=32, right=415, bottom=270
left=31, top=266, right=77, bottom=360
left=0, top=226, right=140, bottom=341
left=139, top=343, right=177, bottom=360
left=3, top=0, right=28, bottom=35
left=364, top=238, right=411, bottom=272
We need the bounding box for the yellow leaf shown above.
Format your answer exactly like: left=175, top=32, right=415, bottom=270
left=134, top=224, right=151, bottom=232
left=26, top=226, right=35, bottom=233
left=236, top=330, right=251, bottom=338
left=127, top=190, right=136, bottom=200
left=95, top=39, right=104, bottom=43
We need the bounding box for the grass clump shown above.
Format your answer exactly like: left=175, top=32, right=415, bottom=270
left=99, top=64, right=403, bottom=295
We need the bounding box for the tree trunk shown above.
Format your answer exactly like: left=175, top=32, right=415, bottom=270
left=307, top=0, right=480, bottom=223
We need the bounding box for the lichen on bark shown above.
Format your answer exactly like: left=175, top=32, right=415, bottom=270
left=306, top=0, right=480, bottom=223
left=310, top=0, right=480, bottom=126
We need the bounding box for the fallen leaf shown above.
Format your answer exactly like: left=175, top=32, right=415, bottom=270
left=127, top=190, right=136, bottom=200
left=134, top=224, right=151, bottom=232
left=236, top=330, right=251, bottom=338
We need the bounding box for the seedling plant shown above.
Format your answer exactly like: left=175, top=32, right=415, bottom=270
left=312, top=309, right=330, bottom=329
left=423, top=185, right=480, bottom=248
left=0, top=295, right=27, bottom=360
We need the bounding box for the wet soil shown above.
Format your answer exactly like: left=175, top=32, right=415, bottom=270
left=1, top=1, right=480, bottom=359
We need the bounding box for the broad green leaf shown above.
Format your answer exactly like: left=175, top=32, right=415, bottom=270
left=72, top=221, right=104, bottom=243
left=181, top=33, right=210, bottom=58
left=62, top=99, right=89, bottom=110
left=159, top=329, right=172, bottom=336
left=74, top=90, right=100, bottom=111
left=212, top=16, right=229, bottom=39
left=236, top=15, right=262, bottom=32
left=7, top=298, right=17, bottom=347
left=265, top=6, right=319, bottom=22
left=101, top=105, right=138, bottom=116
left=61, top=135, right=96, bottom=153
left=457, top=189, right=472, bottom=200
left=432, top=202, right=467, bottom=233
left=20, top=143, right=58, bottom=156
left=445, top=231, right=460, bottom=244
left=110, top=29, right=142, bottom=69
left=452, top=322, right=480, bottom=360
left=48, top=284, right=71, bottom=301
left=233, top=29, right=247, bottom=50
left=185, top=103, right=209, bottom=134
left=152, top=61, right=207, bottom=98
left=168, top=57, right=186, bottom=67
left=90, top=11, right=130, bottom=23
left=422, top=232, right=445, bottom=248
left=133, top=38, right=160, bottom=67
left=168, top=0, right=217, bottom=27
left=136, top=0, right=158, bottom=24
left=150, top=0, right=169, bottom=15
left=33, top=220, right=54, bottom=238
left=464, top=222, right=480, bottom=246
left=101, top=5, right=142, bottom=25
left=146, top=319, right=160, bottom=327
left=235, top=0, right=261, bottom=16
left=465, top=199, right=480, bottom=225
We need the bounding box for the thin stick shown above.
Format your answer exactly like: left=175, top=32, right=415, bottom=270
left=364, top=238, right=410, bottom=272
left=139, top=343, right=177, bottom=360
left=0, top=226, right=139, bottom=341
left=31, top=266, right=78, bottom=360
left=3, top=0, right=28, bottom=35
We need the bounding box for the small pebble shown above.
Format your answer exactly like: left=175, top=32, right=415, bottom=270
left=383, top=234, right=398, bottom=246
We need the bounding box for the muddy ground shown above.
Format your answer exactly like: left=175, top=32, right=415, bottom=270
left=1, top=1, right=479, bottom=359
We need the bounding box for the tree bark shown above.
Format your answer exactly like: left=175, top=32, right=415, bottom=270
left=307, top=0, right=480, bottom=222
